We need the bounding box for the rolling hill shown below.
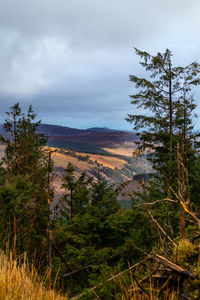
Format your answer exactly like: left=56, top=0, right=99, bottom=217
left=0, top=123, right=139, bottom=152
left=0, top=123, right=149, bottom=207
left=38, top=124, right=139, bottom=151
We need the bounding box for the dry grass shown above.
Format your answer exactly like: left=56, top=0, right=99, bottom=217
left=117, top=274, right=178, bottom=300
left=0, top=251, right=67, bottom=300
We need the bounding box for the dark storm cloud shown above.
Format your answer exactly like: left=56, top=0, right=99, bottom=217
left=0, top=0, right=200, bottom=129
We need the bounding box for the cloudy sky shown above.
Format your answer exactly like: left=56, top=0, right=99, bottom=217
left=0, top=0, right=200, bottom=130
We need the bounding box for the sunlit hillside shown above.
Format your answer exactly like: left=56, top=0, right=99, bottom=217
left=0, top=142, right=151, bottom=205
left=50, top=146, right=151, bottom=198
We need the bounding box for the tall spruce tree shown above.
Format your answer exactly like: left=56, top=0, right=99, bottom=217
left=61, top=162, right=92, bottom=220
left=2, top=103, right=48, bottom=179
left=127, top=48, right=200, bottom=239
left=0, top=103, right=51, bottom=259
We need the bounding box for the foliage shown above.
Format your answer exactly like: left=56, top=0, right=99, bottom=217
left=174, top=239, right=196, bottom=264
left=1, top=59, right=200, bottom=300
left=0, top=103, right=50, bottom=259
left=127, top=48, right=200, bottom=240
left=60, top=162, right=92, bottom=220
left=2, top=103, right=48, bottom=177
left=127, top=48, right=200, bottom=191
left=53, top=176, right=152, bottom=297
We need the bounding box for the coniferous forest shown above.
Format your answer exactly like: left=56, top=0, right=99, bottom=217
left=1, top=49, right=200, bottom=299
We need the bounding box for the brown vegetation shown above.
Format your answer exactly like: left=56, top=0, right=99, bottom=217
left=0, top=251, right=67, bottom=300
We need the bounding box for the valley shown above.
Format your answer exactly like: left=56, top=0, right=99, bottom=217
left=0, top=123, right=151, bottom=207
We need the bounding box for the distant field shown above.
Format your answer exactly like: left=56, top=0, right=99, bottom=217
left=0, top=126, right=149, bottom=208
left=52, top=151, right=94, bottom=171
left=0, top=141, right=151, bottom=205
left=103, top=146, right=137, bottom=157
left=47, top=139, right=109, bottom=154
left=80, top=152, right=126, bottom=169
left=51, top=149, right=129, bottom=197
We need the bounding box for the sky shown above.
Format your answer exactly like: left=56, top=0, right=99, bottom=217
left=1, top=0, right=200, bottom=130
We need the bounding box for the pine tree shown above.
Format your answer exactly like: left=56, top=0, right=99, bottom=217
left=127, top=48, right=200, bottom=190
left=2, top=103, right=47, bottom=179
left=127, top=48, right=200, bottom=239
left=53, top=173, right=150, bottom=298
left=0, top=103, right=51, bottom=259
left=61, top=162, right=92, bottom=220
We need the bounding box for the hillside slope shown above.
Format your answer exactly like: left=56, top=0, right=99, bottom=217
left=51, top=147, right=151, bottom=200
left=0, top=123, right=139, bottom=151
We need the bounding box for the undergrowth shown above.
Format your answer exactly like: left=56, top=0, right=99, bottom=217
left=0, top=250, right=67, bottom=300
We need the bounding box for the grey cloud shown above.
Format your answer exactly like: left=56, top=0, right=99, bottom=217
left=0, top=0, right=199, bottom=45
left=0, top=0, right=200, bottom=129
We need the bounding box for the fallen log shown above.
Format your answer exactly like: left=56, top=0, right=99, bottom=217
left=153, top=254, right=195, bottom=279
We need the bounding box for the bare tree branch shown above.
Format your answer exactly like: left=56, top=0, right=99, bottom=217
left=71, top=256, right=151, bottom=300
left=147, top=210, right=177, bottom=247
left=153, top=254, right=195, bottom=278
left=136, top=198, right=177, bottom=207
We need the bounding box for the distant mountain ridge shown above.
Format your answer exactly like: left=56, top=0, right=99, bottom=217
left=0, top=123, right=120, bottom=136
left=38, top=124, right=138, bottom=150
left=87, top=127, right=119, bottom=133
left=38, top=124, right=121, bottom=136
left=0, top=123, right=138, bottom=150
left=37, top=124, right=85, bottom=136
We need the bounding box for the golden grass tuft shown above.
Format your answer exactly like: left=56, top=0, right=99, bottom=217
left=0, top=250, right=67, bottom=300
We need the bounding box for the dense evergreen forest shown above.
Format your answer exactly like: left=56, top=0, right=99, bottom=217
left=1, top=49, right=200, bottom=299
